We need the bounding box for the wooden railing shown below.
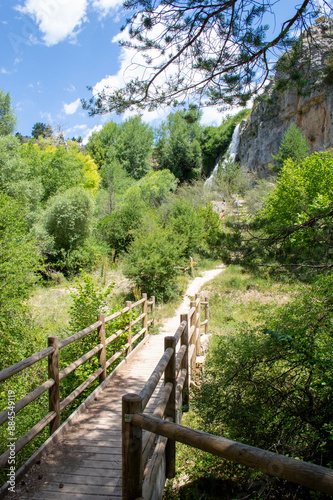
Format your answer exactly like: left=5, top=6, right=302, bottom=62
left=122, top=293, right=207, bottom=500
left=0, top=293, right=155, bottom=473
left=122, top=295, right=333, bottom=500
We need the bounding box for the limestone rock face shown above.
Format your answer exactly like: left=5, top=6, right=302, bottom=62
left=238, top=20, right=333, bottom=176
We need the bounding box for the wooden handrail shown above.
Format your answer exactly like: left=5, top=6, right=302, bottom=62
left=122, top=296, right=206, bottom=499
left=58, top=321, right=102, bottom=349
left=140, top=348, right=174, bottom=409
left=0, top=292, right=155, bottom=483
left=0, top=346, right=54, bottom=383
left=132, top=413, right=333, bottom=496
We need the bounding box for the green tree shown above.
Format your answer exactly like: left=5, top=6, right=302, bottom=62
left=98, top=189, right=146, bottom=256
left=83, top=1, right=325, bottom=114
left=86, top=117, right=153, bottom=179
left=20, top=142, right=100, bottom=203
left=0, top=193, right=41, bottom=367
left=31, top=122, right=53, bottom=139
left=271, top=123, right=310, bottom=170
left=166, top=197, right=205, bottom=257
left=0, top=135, right=43, bottom=213
left=117, top=116, right=154, bottom=179
left=136, top=169, right=178, bottom=207
left=0, top=89, right=16, bottom=136
left=155, top=109, right=203, bottom=182
left=43, top=187, right=94, bottom=252
left=123, top=214, right=185, bottom=301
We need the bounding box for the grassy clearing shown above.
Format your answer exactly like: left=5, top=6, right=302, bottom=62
left=164, top=265, right=297, bottom=500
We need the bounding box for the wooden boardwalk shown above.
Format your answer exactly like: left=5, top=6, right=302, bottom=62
left=10, top=333, right=169, bottom=500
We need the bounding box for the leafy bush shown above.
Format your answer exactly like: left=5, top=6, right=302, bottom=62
left=166, top=198, right=205, bottom=258
left=98, top=189, right=146, bottom=256
left=123, top=215, right=185, bottom=301
left=196, top=275, right=333, bottom=465
left=44, top=187, right=94, bottom=252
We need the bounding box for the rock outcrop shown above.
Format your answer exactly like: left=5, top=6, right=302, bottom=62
left=237, top=19, right=333, bottom=176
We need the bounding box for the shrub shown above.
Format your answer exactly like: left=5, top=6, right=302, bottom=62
left=44, top=187, right=94, bottom=251
left=123, top=215, right=185, bottom=301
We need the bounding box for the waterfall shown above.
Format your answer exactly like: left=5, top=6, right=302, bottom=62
left=204, top=123, right=241, bottom=189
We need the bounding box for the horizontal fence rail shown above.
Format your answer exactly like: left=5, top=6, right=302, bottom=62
left=122, top=293, right=333, bottom=500
left=132, top=414, right=333, bottom=497
left=0, top=293, right=155, bottom=484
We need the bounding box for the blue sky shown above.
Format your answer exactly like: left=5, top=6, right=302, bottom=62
left=0, top=0, right=324, bottom=143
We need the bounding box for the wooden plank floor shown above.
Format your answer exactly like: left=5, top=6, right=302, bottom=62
left=10, top=332, right=171, bottom=500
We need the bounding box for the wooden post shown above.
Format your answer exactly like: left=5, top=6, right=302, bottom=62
left=180, top=313, right=190, bottom=411
left=142, top=293, right=148, bottom=337
left=190, top=300, right=196, bottom=376
left=195, top=293, right=201, bottom=354
left=48, top=336, right=60, bottom=435
left=126, top=301, right=132, bottom=355
left=98, top=314, right=106, bottom=383
left=205, top=296, right=209, bottom=336
left=122, top=393, right=143, bottom=500
left=164, top=335, right=176, bottom=478
left=151, top=296, right=156, bottom=326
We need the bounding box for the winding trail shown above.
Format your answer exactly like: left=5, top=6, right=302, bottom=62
left=8, top=266, right=224, bottom=500
left=159, top=265, right=225, bottom=335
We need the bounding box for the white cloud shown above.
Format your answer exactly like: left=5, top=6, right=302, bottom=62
left=92, top=23, right=228, bottom=127
left=40, top=111, right=54, bottom=123
left=82, top=124, right=103, bottom=144
left=63, top=97, right=81, bottom=114
left=16, top=0, right=89, bottom=46
left=15, top=0, right=125, bottom=47
left=64, top=84, right=77, bottom=92
left=0, top=67, right=10, bottom=74
left=92, top=0, right=123, bottom=16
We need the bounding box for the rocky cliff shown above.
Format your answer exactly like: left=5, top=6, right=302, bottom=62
left=237, top=19, right=333, bottom=176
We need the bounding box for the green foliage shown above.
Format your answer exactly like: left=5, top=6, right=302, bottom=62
left=261, top=151, right=333, bottom=230
left=196, top=274, right=333, bottom=468
left=155, top=108, right=203, bottom=182
left=0, top=89, right=16, bottom=136
left=271, top=123, right=310, bottom=170
left=136, top=169, right=178, bottom=206
left=166, top=197, right=205, bottom=258
left=69, top=271, right=114, bottom=335
left=199, top=203, right=225, bottom=256
left=86, top=116, right=154, bottom=179
left=43, top=187, right=94, bottom=252
left=0, top=193, right=41, bottom=367
left=123, top=214, right=185, bottom=301
left=31, top=122, right=52, bottom=139
left=98, top=189, right=146, bottom=256
left=20, top=142, right=100, bottom=203
left=0, top=135, right=43, bottom=213
left=216, top=157, right=250, bottom=199
left=117, top=116, right=154, bottom=179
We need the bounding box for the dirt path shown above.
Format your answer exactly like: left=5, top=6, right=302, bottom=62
left=159, top=265, right=225, bottom=335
